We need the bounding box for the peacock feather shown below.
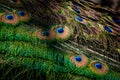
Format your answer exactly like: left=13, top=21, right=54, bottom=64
left=0, top=0, right=120, bottom=80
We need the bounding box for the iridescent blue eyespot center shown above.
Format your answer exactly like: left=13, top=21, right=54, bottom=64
left=6, top=14, right=14, bottom=20
left=112, top=17, right=120, bottom=24
left=104, top=26, right=112, bottom=33
left=75, top=56, right=82, bottom=62
left=18, top=11, right=25, bottom=16
left=56, top=27, right=64, bottom=34
left=94, top=63, right=102, bottom=69
left=42, top=31, right=49, bottom=36
left=76, top=16, right=83, bottom=22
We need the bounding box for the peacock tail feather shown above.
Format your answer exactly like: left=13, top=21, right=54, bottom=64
left=0, top=0, right=120, bottom=80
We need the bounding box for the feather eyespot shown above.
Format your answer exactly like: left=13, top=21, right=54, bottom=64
left=51, top=25, right=72, bottom=41
left=18, top=11, right=25, bottom=16
left=70, top=55, right=88, bottom=67
left=75, top=16, right=88, bottom=24
left=1, top=13, right=19, bottom=25
left=75, top=16, right=83, bottom=22
left=37, top=30, right=55, bottom=40
left=104, top=26, right=112, bottom=33
left=6, top=14, right=14, bottom=20
left=112, top=17, right=120, bottom=24
left=90, top=61, right=108, bottom=74
left=103, top=26, right=118, bottom=35
left=16, top=10, right=30, bottom=22
left=42, top=31, right=50, bottom=36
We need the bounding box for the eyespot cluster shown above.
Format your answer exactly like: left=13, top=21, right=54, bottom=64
left=67, top=1, right=111, bottom=75
left=0, top=10, right=30, bottom=25
left=70, top=54, right=108, bottom=75
left=36, top=25, right=73, bottom=41
left=70, top=1, right=117, bottom=37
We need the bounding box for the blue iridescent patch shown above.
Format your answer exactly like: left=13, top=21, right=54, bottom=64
left=18, top=11, right=25, bottom=16
left=104, top=26, right=112, bottom=33
left=75, top=56, right=82, bottom=62
left=75, top=16, right=83, bottom=22
left=56, top=27, right=64, bottom=34
left=94, top=63, right=102, bottom=69
left=112, top=17, right=120, bottom=24
left=6, top=14, right=14, bottom=20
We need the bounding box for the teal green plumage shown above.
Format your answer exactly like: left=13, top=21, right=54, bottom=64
left=0, top=0, right=120, bottom=80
